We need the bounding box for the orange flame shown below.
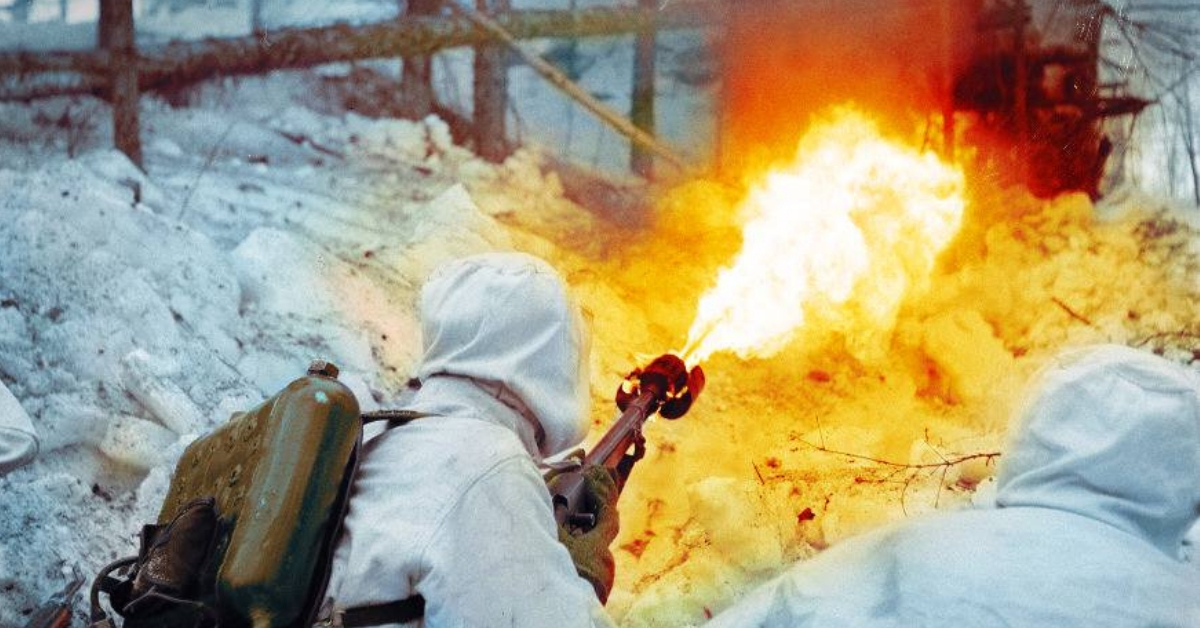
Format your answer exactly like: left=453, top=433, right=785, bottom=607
left=681, top=108, right=966, bottom=365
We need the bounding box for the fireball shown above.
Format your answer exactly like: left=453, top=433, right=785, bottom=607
left=681, top=107, right=966, bottom=364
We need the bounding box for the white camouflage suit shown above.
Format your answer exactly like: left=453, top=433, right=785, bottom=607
left=0, top=380, right=37, bottom=475
left=705, top=344, right=1200, bottom=628
left=320, top=252, right=615, bottom=628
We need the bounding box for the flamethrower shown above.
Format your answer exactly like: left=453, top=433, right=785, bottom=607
left=551, top=353, right=705, bottom=530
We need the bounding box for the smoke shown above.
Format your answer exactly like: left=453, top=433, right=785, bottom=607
left=718, top=0, right=981, bottom=172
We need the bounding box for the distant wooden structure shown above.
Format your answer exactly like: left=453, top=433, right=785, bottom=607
left=717, top=0, right=1149, bottom=199
left=954, top=0, right=1150, bottom=198
left=0, top=3, right=718, bottom=174
left=7, top=0, right=1150, bottom=194
left=398, top=0, right=439, bottom=120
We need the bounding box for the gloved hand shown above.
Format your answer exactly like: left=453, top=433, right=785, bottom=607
left=553, top=464, right=620, bottom=604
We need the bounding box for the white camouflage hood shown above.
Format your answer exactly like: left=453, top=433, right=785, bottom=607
left=995, top=344, right=1200, bottom=557
left=415, top=252, right=591, bottom=457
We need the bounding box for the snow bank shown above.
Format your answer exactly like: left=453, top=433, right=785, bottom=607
left=0, top=93, right=545, bottom=621
left=0, top=153, right=244, bottom=449
left=0, top=151, right=249, bottom=621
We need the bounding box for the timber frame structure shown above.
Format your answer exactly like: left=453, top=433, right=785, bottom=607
left=0, top=0, right=1159, bottom=195
left=953, top=0, right=1151, bottom=198
left=0, top=2, right=722, bottom=171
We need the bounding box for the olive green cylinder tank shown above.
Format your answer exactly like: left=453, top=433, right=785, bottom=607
left=157, top=371, right=361, bottom=627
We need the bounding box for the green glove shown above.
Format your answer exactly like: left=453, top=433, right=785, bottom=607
left=555, top=465, right=620, bottom=603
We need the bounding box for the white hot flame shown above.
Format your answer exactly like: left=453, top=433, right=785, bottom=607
left=682, top=108, right=966, bottom=364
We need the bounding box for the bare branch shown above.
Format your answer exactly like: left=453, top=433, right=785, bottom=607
left=751, top=462, right=765, bottom=486
left=794, top=438, right=1000, bottom=513
left=1051, top=296, right=1096, bottom=328
left=1132, top=329, right=1200, bottom=348
left=796, top=439, right=1001, bottom=471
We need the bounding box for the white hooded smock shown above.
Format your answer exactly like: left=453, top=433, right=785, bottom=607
left=320, top=253, right=613, bottom=628
left=0, top=380, right=37, bottom=475
left=705, top=344, right=1200, bottom=628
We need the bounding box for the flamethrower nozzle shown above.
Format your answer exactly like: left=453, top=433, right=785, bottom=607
left=615, top=353, right=705, bottom=419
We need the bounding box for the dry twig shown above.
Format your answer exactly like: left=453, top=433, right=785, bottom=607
left=1133, top=329, right=1200, bottom=348
left=1051, top=296, right=1096, bottom=328
left=797, top=438, right=1002, bottom=514
left=797, top=439, right=1001, bottom=471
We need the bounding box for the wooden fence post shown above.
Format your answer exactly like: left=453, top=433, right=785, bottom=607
left=1012, top=0, right=1029, bottom=146
left=100, top=0, right=142, bottom=168
left=10, top=0, right=32, bottom=23
left=630, top=0, right=656, bottom=178
left=251, top=0, right=264, bottom=32
left=938, top=0, right=955, bottom=160
left=473, top=0, right=511, bottom=162
left=399, top=0, right=438, bottom=119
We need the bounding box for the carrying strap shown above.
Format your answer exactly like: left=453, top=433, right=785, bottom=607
left=334, top=596, right=426, bottom=627
left=316, top=410, right=432, bottom=627
left=361, top=409, right=432, bottom=429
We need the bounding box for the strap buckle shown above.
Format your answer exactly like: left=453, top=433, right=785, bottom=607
left=314, top=606, right=345, bottom=627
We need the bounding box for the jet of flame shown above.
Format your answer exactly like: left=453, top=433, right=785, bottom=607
left=681, top=108, right=966, bottom=364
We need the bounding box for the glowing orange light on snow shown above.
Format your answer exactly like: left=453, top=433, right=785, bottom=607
left=680, top=108, right=966, bottom=364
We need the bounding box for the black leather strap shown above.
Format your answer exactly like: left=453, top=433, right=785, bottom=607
left=361, top=410, right=432, bottom=428
left=341, top=595, right=426, bottom=627
left=328, top=410, right=431, bottom=627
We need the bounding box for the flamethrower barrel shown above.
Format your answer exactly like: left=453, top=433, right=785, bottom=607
left=583, top=387, right=661, bottom=469
left=552, top=388, right=658, bottom=529
left=552, top=353, right=702, bottom=530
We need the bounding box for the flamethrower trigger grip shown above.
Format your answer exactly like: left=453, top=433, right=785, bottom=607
left=565, top=511, right=597, bottom=529
left=612, top=433, right=646, bottom=493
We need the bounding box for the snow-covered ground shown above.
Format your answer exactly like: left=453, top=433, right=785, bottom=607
left=3, top=3, right=1200, bottom=627
left=0, top=68, right=628, bottom=623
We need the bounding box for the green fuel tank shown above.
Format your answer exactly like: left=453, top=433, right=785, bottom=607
left=155, top=364, right=361, bottom=628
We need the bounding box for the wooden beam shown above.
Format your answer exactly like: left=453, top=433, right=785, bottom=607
left=0, top=5, right=722, bottom=101
left=1013, top=0, right=1030, bottom=144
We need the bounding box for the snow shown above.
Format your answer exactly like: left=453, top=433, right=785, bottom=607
left=0, top=53, right=708, bottom=621
left=2, top=3, right=1200, bottom=627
